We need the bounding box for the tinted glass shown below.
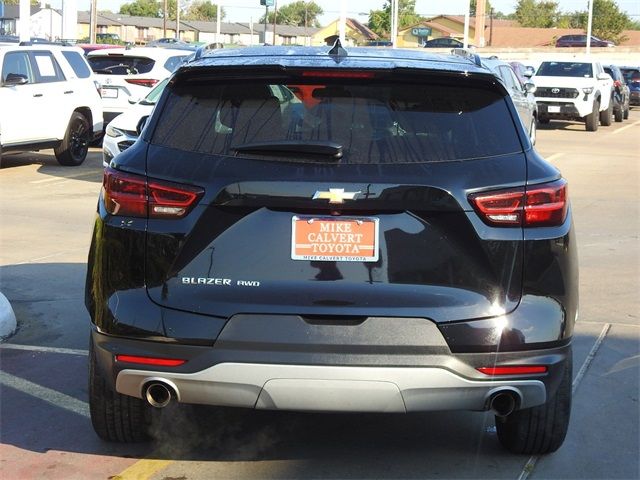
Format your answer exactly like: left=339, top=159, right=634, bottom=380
left=87, top=56, right=155, bottom=74
left=537, top=62, right=593, bottom=78
left=152, top=78, right=522, bottom=163
left=62, top=50, right=92, bottom=78
left=32, top=51, right=65, bottom=83
left=1, top=51, right=34, bottom=83
left=621, top=69, right=640, bottom=81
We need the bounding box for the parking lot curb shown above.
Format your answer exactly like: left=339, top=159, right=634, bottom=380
left=0, top=292, right=17, bottom=340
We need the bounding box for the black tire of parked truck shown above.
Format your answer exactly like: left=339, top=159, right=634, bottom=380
left=54, top=112, right=91, bottom=166
left=496, top=352, right=572, bottom=454
left=599, top=98, right=613, bottom=126
left=89, top=339, right=151, bottom=442
left=585, top=101, right=599, bottom=131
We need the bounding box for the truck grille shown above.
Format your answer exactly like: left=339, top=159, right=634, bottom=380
left=535, top=87, right=579, bottom=99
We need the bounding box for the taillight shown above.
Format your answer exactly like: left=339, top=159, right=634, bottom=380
left=469, top=179, right=568, bottom=227
left=125, top=78, right=159, bottom=87
left=102, top=167, right=203, bottom=218
left=477, top=366, right=548, bottom=375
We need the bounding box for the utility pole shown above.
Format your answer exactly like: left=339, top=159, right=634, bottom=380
left=391, top=0, right=399, bottom=48
left=272, top=0, right=277, bottom=46
left=463, top=0, right=470, bottom=48
left=215, top=1, right=221, bottom=46
left=163, top=0, right=167, bottom=38
left=339, top=0, right=346, bottom=44
left=175, top=0, right=180, bottom=40
left=586, top=0, right=594, bottom=55
left=474, top=0, right=486, bottom=47
left=89, top=0, right=97, bottom=43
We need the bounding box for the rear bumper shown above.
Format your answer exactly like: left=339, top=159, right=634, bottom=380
left=93, top=325, right=570, bottom=414
left=116, top=362, right=546, bottom=413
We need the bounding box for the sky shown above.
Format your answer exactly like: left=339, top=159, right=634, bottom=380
left=50, top=0, right=640, bottom=24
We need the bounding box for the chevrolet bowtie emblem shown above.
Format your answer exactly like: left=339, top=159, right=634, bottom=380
left=312, top=188, right=361, bottom=204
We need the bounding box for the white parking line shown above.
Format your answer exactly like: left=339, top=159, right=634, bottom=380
left=29, top=171, right=100, bottom=184
left=0, top=370, right=90, bottom=418
left=545, top=153, right=565, bottom=162
left=611, top=120, right=640, bottom=135
left=0, top=343, right=88, bottom=356
left=516, top=323, right=611, bottom=480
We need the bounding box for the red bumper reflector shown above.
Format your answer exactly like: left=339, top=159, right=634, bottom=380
left=477, top=366, right=548, bottom=375
left=115, top=355, right=186, bottom=367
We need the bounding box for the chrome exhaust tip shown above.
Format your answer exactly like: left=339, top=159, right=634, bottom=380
left=144, top=382, right=174, bottom=408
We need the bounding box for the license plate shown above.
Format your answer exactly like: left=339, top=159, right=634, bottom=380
left=548, top=106, right=561, bottom=113
left=101, top=88, right=118, bottom=99
left=291, top=216, right=379, bottom=262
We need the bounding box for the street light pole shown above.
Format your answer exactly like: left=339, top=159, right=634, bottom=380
left=586, top=0, right=594, bottom=55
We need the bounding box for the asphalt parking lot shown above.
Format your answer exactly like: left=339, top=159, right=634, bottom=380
left=1, top=113, right=638, bottom=479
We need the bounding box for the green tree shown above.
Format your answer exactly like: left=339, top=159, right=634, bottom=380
left=470, top=0, right=492, bottom=17
left=119, top=0, right=161, bottom=17
left=587, top=0, right=630, bottom=43
left=368, top=0, right=424, bottom=38
left=514, top=0, right=560, bottom=28
left=260, top=1, right=323, bottom=27
left=184, top=1, right=225, bottom=21
left=554, top=0, right=630, bottom=43
left=2, top=0, right=40, bottom=5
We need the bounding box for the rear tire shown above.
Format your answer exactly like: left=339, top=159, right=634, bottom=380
left=599, top=99, right=613, bottom=126
left=623, top=104, right=630, bottom=120
left=585, top=101, right=599, bottom=131
left=496, top=353, right=572, bottom=454
left=89, top=339, right=151, bottom=442
left=54, top=112, right=91, bottom=166
left=614, top=106, right=623, bottom=122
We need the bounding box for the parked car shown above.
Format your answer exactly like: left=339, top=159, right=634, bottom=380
left=533, top=60, right=614, bottom=131
left=103, top=77, right=169, bottom=166
left=604, top=64, right=630, bottom=121
left=78, top=43, right=125, bottom=56
left=555, top=34, right=615, bottom=48
left=86, top=47, right=190, bottom=124
left=0, top=44, right=103, bottom=165
left=482, top=57, right=538, bottom=144
left=423, top=37, right=467, bottom=48
left=509, top=61, right=536, bottom=85
left=620, top=66, right=640, bottom=106
left=86, top=45, right=576, bottom=455
left=146, top=38, right=197, bottom=50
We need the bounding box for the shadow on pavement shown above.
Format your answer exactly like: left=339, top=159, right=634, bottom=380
left=1, top=149, right=103, bottom=184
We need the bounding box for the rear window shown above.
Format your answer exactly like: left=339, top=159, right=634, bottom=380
left=62, top=50, right=92, bottom=78
left=163, top=55, right=187, bottom=72
left=151, top=77, right=522, bottom=164
left=621, top=69, right=640, bottom=81
left=87, top=55, right=155, bottom=75
left=537, top=62, right=593, bottom=78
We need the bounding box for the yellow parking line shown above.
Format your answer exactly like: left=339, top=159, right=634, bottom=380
left=112, top=459, right=173, bottom=480
left=612, top=120, right=640, bottom=135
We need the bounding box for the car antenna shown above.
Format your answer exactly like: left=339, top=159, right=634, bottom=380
left=328, top=38, right=348, bottom=59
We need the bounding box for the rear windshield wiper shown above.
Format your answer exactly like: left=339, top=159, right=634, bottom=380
left=231, top=140, right=343, bottom=160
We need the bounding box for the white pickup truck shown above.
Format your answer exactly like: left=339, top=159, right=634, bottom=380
left=533, top=60, right=614, bottom=131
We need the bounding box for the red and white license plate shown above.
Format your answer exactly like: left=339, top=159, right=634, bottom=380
left=291, top=216, right=379, bottom=262
left=101, top=87, right=118, bottom=99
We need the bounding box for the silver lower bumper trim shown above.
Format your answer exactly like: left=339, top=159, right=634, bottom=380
left=116, top=363, right=546, bottom=413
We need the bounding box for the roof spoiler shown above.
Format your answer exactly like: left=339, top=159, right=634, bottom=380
left=451, top=48, right=482, bottom=67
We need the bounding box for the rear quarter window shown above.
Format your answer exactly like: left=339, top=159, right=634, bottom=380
left=61, top=50, right=92, bottom=78
left=152, top=77, right=523, bottom=164
left=164, top=55, right=187, bottom=72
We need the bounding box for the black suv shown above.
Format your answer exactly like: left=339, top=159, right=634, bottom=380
left=604, top=64, right=631, bottom=121
left=86, top=45, right=577, bottom=454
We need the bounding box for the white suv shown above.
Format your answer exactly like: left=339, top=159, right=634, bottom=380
left=0, top=44, right=103, bottom=165
left=86, top=47, right=191, bottom=125
left=533, top=60, right=614, bottom=131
